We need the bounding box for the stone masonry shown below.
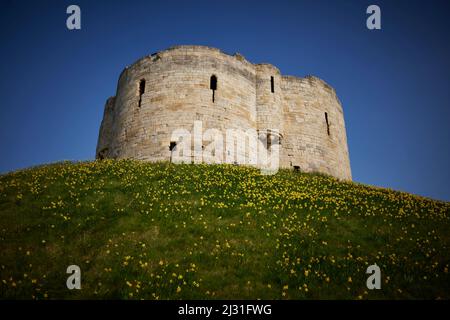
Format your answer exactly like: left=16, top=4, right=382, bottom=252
left=96, top=45, right=352, bottom=180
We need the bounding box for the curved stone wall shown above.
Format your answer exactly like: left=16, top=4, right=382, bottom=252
left=280, top=76, right=351, bottom=179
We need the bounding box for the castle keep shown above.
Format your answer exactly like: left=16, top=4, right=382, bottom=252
left=96, top=45, right=352, bottom=180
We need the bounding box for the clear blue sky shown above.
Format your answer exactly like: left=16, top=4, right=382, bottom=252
left=1, top=0, right=449, bottom=201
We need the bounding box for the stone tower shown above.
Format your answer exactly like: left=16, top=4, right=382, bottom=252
left=96, top=45, right=351, bottom=180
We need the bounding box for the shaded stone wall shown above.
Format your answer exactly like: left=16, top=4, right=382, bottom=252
left=96, top=96, right=115, bottom=159
left=97, top=45, right=351, bottom=180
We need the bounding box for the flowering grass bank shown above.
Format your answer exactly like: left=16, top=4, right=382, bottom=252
left=0, top=160, right=449, bottom=299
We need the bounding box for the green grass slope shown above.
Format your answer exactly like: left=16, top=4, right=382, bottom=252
left=0, top=160, right=449, bottom=299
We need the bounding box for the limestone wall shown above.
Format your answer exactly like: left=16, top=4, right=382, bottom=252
left=255, top=64, right=283, bottom=135
left=97, top=45, right=352, bottom=180
left=281, top=76, right=351, bottom=179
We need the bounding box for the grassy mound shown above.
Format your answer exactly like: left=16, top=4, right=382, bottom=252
left=0, top=160, right=449, bottom=299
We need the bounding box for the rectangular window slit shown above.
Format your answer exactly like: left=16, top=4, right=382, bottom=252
left=210, top=75, right=217, bottom=103
left=138, top=79, right=146, bottom=108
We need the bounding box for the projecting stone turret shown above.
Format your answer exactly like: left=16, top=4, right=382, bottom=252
left=96, top=45, right=351, bottom=180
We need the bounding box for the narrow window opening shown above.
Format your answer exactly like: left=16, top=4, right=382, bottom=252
left=169, top=141, right=177, bottom=163
left=270, top=76, right=274, bottom=93
left=210, top=75, right=217, bottom=103
left=138, top=79, right=146, bottom=108
left=325, top=112, right=330, bottom=136
left=97, top=148, right=108, bottom=160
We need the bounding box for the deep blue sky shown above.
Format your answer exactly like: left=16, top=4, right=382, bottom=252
left=1, top=0, right=449, bottom=201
